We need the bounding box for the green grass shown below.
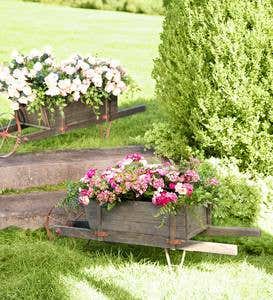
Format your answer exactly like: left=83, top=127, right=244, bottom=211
left=1, top=211, right=273, bottom=300
left=0, top=0, right=163, bottom=152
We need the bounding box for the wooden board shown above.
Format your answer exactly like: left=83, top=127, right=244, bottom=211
left=54, top=225, right=238, bottom=256
left=204, top=226, right=261, bottom=237
left=85, top=201, right=208, bottom=241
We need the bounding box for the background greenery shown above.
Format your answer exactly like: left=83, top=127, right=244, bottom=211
left=0, top=0, right=163, bottom=152
left=22, top=0, right=165, bottom=15
left=151, top=0, right=273, bottom=175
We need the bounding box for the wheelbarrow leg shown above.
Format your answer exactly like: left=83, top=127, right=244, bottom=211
left=164, top=248, right=172, bottom=269
left=180, top=250, right=187, bottom=267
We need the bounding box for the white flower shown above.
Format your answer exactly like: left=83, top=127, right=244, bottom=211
left=87, top=56, right=96, bottom=65
left=105, top=70, right=114, bottom=80
left=45, top=86, right=60, bottom=96
left=45, top=73, right=58, bottom=87
left=11, top=101, right=19, bottom=111
left=14, top=79, right=26, bottom=91
left=27, top=93, right=35, bottom=102
left=175, top=182, right=187, bottom=195
left=105, top=82, right=115, bottom=93
left=33, top=62, right=42, bottom=72
left=117, top=81, right=126, bottom=91
left=18, top=97, right=28, bottom=104
left=23, top=85, right=32, bottom=96
left=73, top=92, right=80, bottom=101
left=58, top=79, right=71, bottom=91
left=92, top=74, right=102, bottom=88
left=84, top=69, right=95, bottom=79
left=113, top=72, right=121, bottom=83
left=112, top=87, right=121, bottom=96
left=45, top=58, right=53, bottom=65
left=79, top=84, right=89, bottom=94
left=63, top=66, right=76, bottom=75
left=8, top=86, right=20, bottom=98
left=13, top=69, right=25, bottom=79
left=11, top=50, right=24, bottom=64
left=77, top=60, right=89, bottom=71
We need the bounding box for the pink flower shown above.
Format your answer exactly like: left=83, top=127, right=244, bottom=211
left=184, top=170, right=200, bottom=183
left=209, top=178, right=219, bottom=186
left=86, top=168, right=96, bottom=178
left=152, top=178, right=165, bottom=189
left=126, top=153, right=143, bottom=161
left=152, top=190, right=177, bottom=206
left=78, top=190, right=91, bottom=206
left=79, top=195, right=89, bottom=206
left=97, top=190, right=116, bottom=203
left=175, top=182, right=193, bottom=196
left=169, top=182, right=176, bottom=190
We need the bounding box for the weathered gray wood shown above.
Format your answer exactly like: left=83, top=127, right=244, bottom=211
left=54, top=225, right=238, bottom=255
left=176, top=240, right=238, bottom=256
left=186, top=206, right=208, bottom=239
left=111, top=105, right=146, bottom=120
left=86, top=201, right=187, bottom=239
left=204, top=226, right=261, bottom=237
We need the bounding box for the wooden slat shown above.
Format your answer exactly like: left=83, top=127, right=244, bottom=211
left=111, top=105, right=146, bottom=120
left=54, top=225, right=238, bottom=255
left=204, top=226, right=261, bottom=237
left=177, top=240, right=238, bottom=256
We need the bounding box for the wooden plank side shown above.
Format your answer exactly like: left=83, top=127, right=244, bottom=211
left=54, top=226, right=238, bottom=255
left=186, top=206, right=208, bottom=239
left=204, top=226, right=261, bottom=237
left=85, top=201, right=186, bottom=238
left=177, top=240, right=238, bottom=256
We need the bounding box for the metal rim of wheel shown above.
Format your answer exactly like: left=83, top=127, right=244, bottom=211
left=0, top=111, right=22, bottom=158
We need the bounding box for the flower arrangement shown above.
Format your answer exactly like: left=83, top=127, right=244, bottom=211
left=64, top=153, right=219, bottom=222
left=0, top=47, right=129, bottom=116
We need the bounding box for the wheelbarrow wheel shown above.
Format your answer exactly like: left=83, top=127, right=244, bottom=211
left=0, top=111, right=22, bottom=158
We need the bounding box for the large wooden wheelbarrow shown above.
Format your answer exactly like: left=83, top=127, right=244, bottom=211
left=0, top=96, right=145, bottom=158
left=54, top=201, right=260, bottom=267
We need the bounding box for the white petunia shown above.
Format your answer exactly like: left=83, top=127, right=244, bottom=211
left=11, top=101, right=19, bottom=111
left=105, top=70, right=114, bottom=80
left=105, top=82, right=115, bottom=93
left=45, top=73, right=59, bottom=87
left=0, top=66, right=10, bottom=81
left=45, top=86, right=60, bottom=96
left=112, top=87, right=121, bottom=96
left=73, top=92, right=80, bottom=101
left=84, top=69, right=95, bottom=79
left=18, top=97, right=28, bottom=104
left=110, top=60, right=119, bottom=68
left=79, top=84, right=89, bottom=94
left=33, top=62, right=43, bottom=72
left=23, top=85, right=32, bottom=96
left=8, top=86, right=20, bottom=98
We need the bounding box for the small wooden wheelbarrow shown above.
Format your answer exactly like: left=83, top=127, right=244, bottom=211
left=54, top=201, right=261, bottom=268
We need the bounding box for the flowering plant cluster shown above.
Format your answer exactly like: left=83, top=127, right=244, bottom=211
left=64, top=153, right=219, bottom=221
left=0, top=47, right=129, bottom=115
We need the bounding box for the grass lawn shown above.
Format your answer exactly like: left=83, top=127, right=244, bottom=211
left=1, top=204, right=273, bottom=300
left=0, top=0, right=163, bottom=152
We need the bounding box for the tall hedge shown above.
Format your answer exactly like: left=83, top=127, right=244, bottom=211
left=152, top=0, right=273, bottom=174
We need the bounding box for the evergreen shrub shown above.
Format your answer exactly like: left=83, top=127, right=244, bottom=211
left=152, top=0, right=273, bottom=174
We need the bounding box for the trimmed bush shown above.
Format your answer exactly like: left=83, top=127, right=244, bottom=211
left=22, top=0, right=165, bottom=15
left=152, top=0, right=273, bottom=174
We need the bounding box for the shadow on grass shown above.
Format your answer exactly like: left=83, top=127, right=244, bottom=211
left=83, top=274, right=142, bottom=300
left=1, top=226, right=273, bottom=299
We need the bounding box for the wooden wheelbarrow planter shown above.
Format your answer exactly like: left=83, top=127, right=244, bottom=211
left=54, top=201, right=260, bottom=267
left=0, top=96, right=145, bottom=157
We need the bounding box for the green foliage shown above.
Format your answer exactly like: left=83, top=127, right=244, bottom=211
left=22, top=0, right=165, bottom=15
left=201, top=158, right=262, bottom=225
left=152, top=0, right=273, bottom=174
